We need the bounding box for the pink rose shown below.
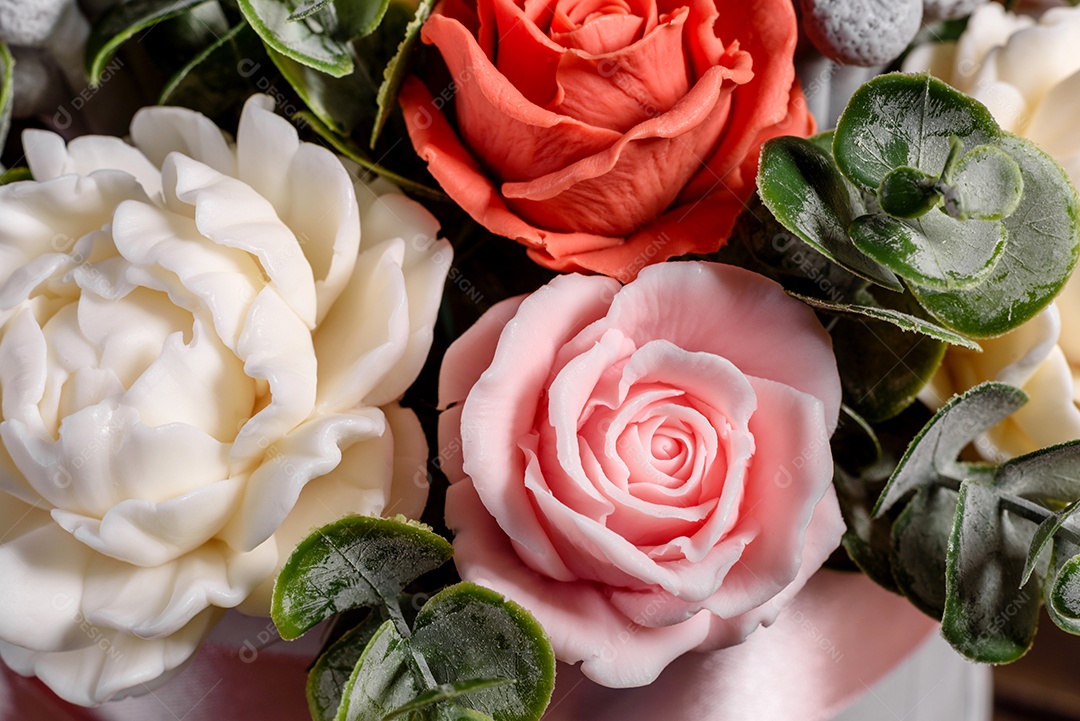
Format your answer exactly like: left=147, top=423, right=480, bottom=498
left=438, top=261, right=844, bottom=686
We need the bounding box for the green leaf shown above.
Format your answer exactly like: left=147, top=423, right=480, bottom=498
left=299, top=110, right=449, bottom=201
left=159, top=21, right=263, bottom=120
left=309, top=615, right=388, bottom=721
left=0, top=41, right=12, bottom=158
left=878, top=166, right=941, bottom=219
left=757, top=136, right=902, bottom=290
left=290, top=0, right=334, bottom=21
left=836, top=467, right=898, bottom=592
left=383, top=679, right=513, bottom=720
left=890, top=485, right=960, bottom=617
left=849, top=210, right=1005, bottom=291
left=266, top=45, right=371, bottom=135
left=336, top=0, right=393, bottom=40
left=911, top=134, right=1080, bottom=338
left=239, top=0, right=354, bottom=77
left=1047, top=545, right=1080, bottom=634
left=339, top=620, right=422, bottom=721
left=85, top=0, right=212, bottom=85
left=412, top=584, right=555, bottom=721
left=874, top=382, right=1028, bottom=516
left=943, top=479, right=1042, bottom=663
left=271, top=515, right=453, bottom=640
left=788, top=291, right=980, bottom=349
left=0, top=167, right=31, bottom=185
left=371, top=0, right=435, bottom=147
left=833, top=73, right=1000, bottom=194
left=830, top=290, right=948, bottom=423
left=1022, top=498, right=1080, bottom=586
left=945, top=144, right=1024, bottom=221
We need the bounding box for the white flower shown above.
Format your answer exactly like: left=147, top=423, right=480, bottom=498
left=0, top=95, right=451, bottom=704
left=905, top=4, right=1080, bottom=458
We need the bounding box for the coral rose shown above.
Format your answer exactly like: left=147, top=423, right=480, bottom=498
left=438, top=261, right=844, bottom=687
left=400, top=0, right=813, bottom=280
left=0, top=96, right=450, bottom=704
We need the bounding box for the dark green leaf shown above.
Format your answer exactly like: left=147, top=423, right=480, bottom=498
left=757, top=136, right=902, bottom=290
left=384, top=679, right=513, bottom=720
left=299, top=110, right=448, bottom=201
left=874, top=382, right=1028, bottom=516
left=159, top=21, right=258, bottom=118
left=943, top=479, right=1041, bottom=663
left=239, top=0, right=354, bottom=77
left=911, top=134, right=1080, bottom=338
left=85, top=0, right=212, bottom=84
left=878, top=166, right=941, bottom=219
left=891, top=485, right=960, bottom=618
left=309, top=614, right=387, bottom=721
left=1046, top=537, right=1080, bottom=634
left=336, top=0, right=393, bottom=39
left=290, top=0, right=334, bottom=21
left=371, top=0, right=436, bottom=146
left=788, top=291, right=980, bottom=349
left=412, top=584, right=555, bottom=721
left=266, top=44, right=371, bottom=135
left=830, top=290, right=948, bottom=423
left=271, top=515, right=453, bottom=640
left=833, top=73, right=1000, bottom=194
left=946, top=144, right=1024, bottom=221
left=0, top=167, right=31, bottom=185
left=339, top=620, right=422, bottom=721
left=1022, top=498, right=1080, bottom=586
left=836, top=467, right=898, bottom=592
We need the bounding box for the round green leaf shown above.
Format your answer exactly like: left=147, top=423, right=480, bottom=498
left=890, top=485, right=959, bottom=618
left=308, top=615, right=387, bottom=721
left=911, top=134, right=1080, bottom=338
left=338, top=620, right=421, bottom=721
left=834, top=73, right=1001, bottom=194
left=757, top=136, right=901, bottom=290
left=879, top=166, right=941, bottom=219
left=239, top=0, right=354, bottom=77
left=271, top=515, right=453, bottom=640
left=945, top=144, right=1024, bottom=221
left=413, top=583, right=555, bottom=721
left=849, top=210, right=1005, bottom=291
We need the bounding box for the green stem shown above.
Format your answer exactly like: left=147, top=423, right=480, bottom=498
left=999, top=494, right=1080, bottom=547
left=386, top=599, right=439, bottom=690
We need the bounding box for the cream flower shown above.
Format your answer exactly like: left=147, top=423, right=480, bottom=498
left=0, top=95, right=450, bottom=704
left=905, top=4, right=1080, bottom=458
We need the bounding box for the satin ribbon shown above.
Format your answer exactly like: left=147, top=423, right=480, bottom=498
left=0, top=571, right=936, bottom=721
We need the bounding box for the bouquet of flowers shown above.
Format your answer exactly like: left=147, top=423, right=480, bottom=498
left=1, top=0, right=1079, bottom=718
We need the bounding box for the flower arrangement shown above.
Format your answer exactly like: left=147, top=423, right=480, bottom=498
left=1, top=0, right=1080, bottom=719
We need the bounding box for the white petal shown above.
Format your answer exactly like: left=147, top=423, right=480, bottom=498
left=0, top=498, right=93, bottom=652
left=130, top=105, right=237, bottom=177
left=230, top=287, right=318, bottom=471
left=23, top=130, right=161, bottom=196
left=1025, top=69, right=1080, bottom=168
left=166, top=153, right=317, bottom=329
left=384, top=404, right=430, bottom=520
left=0, top=610, right=219, bottom=706
left=235, top=94, right=298, bottom=216
left=223, top=407, right=386, bottom=551
left=313, top=239, right=410, bottom=413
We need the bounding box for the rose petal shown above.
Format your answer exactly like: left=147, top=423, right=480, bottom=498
left=22, top=130, right=162, bottom=197
left=130, top=105, right=237, bottom=178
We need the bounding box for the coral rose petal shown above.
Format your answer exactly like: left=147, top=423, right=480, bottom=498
left=486, top=0, right=565, bottom=107
left=446, top=479, right=713, bottom=688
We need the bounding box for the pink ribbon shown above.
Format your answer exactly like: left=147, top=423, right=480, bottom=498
left=0, top=571, right=935, bottom=720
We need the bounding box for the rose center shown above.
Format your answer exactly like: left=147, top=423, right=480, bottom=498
left=649, top=432, right=681, bottom=461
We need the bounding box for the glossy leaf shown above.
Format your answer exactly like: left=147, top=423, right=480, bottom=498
left=158, top=22, right=263, bottom=121
left=266, top=45, right=370, bottom=135
left=337, top=0, right=394, bottom=40
left=878, top=166, right=941, bottom=219
left=372, top=0, right=436, bottom=146
left=239, top=0, right=354, bottom=77
left=412, top=584, right=555, bottom=721
left=833, top=73, right=1000, bottom=194
left=85, top=0, right=211, bottom=84
left=943, top=479, right=1042, bottom=663
left=788, top=291, right=980, bottom=349
left=271, top=515, right=453, bottom=640
left=849, top=211, right=1005, bottom=291
left=946, top=144, right=1024, bottom=221
left=757, top=136, right=902, bottom=290
left=298, top=110, right=447, bottom=200
left=874, top=382, right=1028, bottom=516
left=912, top=135, right=1080, bottom=338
